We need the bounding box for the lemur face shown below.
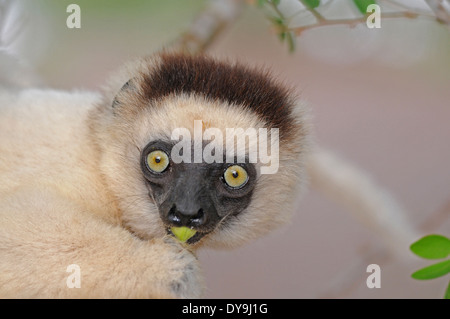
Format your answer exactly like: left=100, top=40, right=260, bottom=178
left=95, top=52, right=310, bottom=248
left=140, top=139, right=258, bottom=244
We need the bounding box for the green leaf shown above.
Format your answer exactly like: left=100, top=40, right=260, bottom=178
left=445, top=280, right=450, bottom=299
left=257, top=0, right=267, bottom=8
left=170, top=226, right=197, bottom=243
left=301, top=0, right=320, bottom=9
left=410, top=234, right=450, bottom=260
left=272, top=17, right=285, bottom=25
left=411, top=260, right=450, bottom=280
left=352, top=0, right=377, bottom=15
left=277, top=31, right=295, bottom=53
left=271, top=0, right=281, bottom=6
left=286, top=31, right=296, bottom=53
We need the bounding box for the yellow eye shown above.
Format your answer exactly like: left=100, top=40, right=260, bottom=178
left=224, top=165, right=248, bottom=189
left=146, top=150, right=169, bottom=173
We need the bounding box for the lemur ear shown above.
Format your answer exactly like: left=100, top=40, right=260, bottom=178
left=112, top=79, right=136, bottom=109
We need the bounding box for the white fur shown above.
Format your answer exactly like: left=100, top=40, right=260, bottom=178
left=0, top=88, right=206, bottom=298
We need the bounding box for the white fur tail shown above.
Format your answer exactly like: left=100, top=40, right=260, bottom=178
left=306, top=146, right=418, bottom=257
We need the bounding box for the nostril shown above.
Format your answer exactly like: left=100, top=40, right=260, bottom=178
left=167, top=205, right=182, bottom=225
left=167, top=205, right=206, bottom=227
left=190, top=209, right=206, bottom=226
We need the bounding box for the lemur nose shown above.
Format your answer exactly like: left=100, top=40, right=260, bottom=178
left=167, top=205, right=206, bottom=227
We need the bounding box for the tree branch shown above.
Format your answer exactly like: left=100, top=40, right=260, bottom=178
left=170, top=0, right=244, bottom=55
left=299, top=0, right=325, bottom=21
left=425, top=0, right=450, bottom=25
left=289, top=11, right=421, bottom=36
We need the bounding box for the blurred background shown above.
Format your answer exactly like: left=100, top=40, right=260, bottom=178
left=4, top=0, right=450, bottom=298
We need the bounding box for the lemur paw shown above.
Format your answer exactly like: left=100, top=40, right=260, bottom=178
left=152, top=237, right=204, bottom=299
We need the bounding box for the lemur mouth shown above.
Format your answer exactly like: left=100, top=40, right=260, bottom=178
left=166, top=226, right=210, bottom=245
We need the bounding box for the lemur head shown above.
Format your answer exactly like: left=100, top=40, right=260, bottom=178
left=91, top=52, right=310, bottom=249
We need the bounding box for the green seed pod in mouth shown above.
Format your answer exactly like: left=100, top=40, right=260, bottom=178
left=170, top=226, right=197, bottom=243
